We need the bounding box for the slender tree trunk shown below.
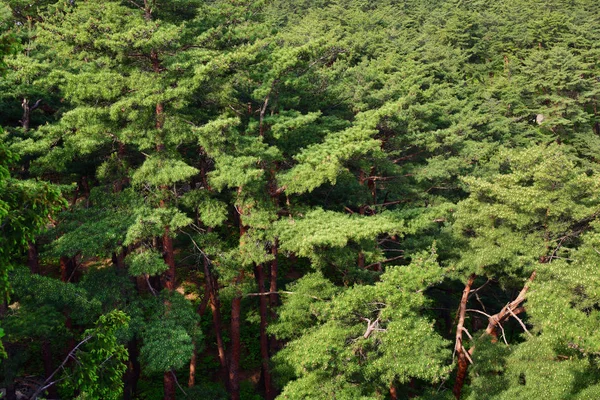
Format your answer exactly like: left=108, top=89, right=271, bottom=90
left=28, top=242, right=39, bottom=274
left=453, top=274, right=476, bottom=399
left=229, top=292, right=242, bottom=400
left=210, top=286, right=228, bottom=384
left=161, top=227, right=177, bottom=400
left=269, top=239, right=279, bottom=357
left=42, top=340, right=59, bottom=399
left=21, top=98, right=40, bottom=132
left=162, top=228, right=176, bottom=291
left=203, top=262, right=229, bottom=387
left=124, top=338, right=140, bottom=400
left=390, top=383, right=398, bottom=400
left=452, top=272, right=536, bottom=399
left=189, top=342, right=197, bottom=387
left=255, top=264, right=274, bottom=400
left=269, top=239, right=278, bottom=310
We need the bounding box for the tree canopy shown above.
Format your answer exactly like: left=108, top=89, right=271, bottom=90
left=1, top=0, right=600, bottom=399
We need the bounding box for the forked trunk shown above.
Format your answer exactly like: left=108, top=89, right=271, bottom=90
left=453, top=274, right=476, bottom=399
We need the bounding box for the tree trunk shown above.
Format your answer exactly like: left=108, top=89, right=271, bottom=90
left=255, top=264, right=274, bottom=400
left=484, top=271, right=536, bottom=338
left=390, top=383, right=398, bottom=400
left=164, top=370, right=176, bottom=400
left=452, top=271, right=536, bottom=399
left=21, top=98, right=41, bottom=132
left=269, top=239, right=279, bottom=356
left=269, top=239, right=278, bottom=310
left=189, top=342, right=197, bottom=387
left=162, top=228, right=176, bottom=291
left=42, top=340, right=59, bottom=399
left=229, top=293, right=242, bottom=400
left=123, top=338, right=140, bottom=400
left=27, top=242, right=39, bottom=274
left=453, top=274, right=476, bottom=399
left=202, top=253, right=228, bottom=384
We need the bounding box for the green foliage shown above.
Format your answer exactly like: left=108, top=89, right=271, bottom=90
left=139, top=292, right=202, bottom=373
left=61, top=310, right=130, bottom=400
left=3, top=0, right=600, bottom=398
left=126, top=249, right=169, bottom=277
left=272, top=251, right=451, bottom=398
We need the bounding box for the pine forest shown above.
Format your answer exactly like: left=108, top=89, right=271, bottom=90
left=1, top=0, right=600, bottom=399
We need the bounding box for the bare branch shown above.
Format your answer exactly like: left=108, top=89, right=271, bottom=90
left=29, top=336, right=94, bottom=400
left=507, top=304, right=533, bottom=337
left=172, top=369, right=188, bottom=397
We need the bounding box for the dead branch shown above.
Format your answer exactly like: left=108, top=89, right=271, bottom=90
left=507, top=304, right=532, bottom=337
left=29, top=335, right=94, bottom=400
left=485, top=271, right=536, bottom=338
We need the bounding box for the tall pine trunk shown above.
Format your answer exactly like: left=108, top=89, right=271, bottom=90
left=255, top=264, right=274, bottom=400
left=203, top=255, right=229, bottom=386
left=229, top=292, right=242, bottom=400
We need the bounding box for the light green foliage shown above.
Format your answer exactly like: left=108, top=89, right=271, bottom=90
left=126, top=250, right=169, bottom=277
left=132, top=157, right=199, bottom=188
left=454, top=144, right=600, bottom=277
left=62, top=310, right=130, bottom=400
left=275, top=208, right=404, bottom=260
left=268, top=272, right=340, bottom=340
left=0, top=141, right=65, bottom=294
left=125, top=207, right=193, bottom=245
left=3, top=0, right=600, bottom=398
left=272, top=251, right=450, bottom=398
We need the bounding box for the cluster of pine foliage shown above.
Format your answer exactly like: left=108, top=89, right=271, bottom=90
left=1, top=0, right=600, bottom=399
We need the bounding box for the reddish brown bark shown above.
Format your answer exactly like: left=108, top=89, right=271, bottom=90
left=453, top=272, right=536, bottom=399
left=189, top=341, right=197, bottom=387
left=164, top=370, right=176, bottom=400
left=358, top=252, right=365, bottom=269
left=390, top=383, right=398, bottom=400
left=485, top=271, right=536, bottom=338
left=453, top=274, right=476, bottom=399
left=255, top=264, right=274, bottom=400
left=200, top=250, right=228, bottom=385
left=229, top=293, right=242, bottom=400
